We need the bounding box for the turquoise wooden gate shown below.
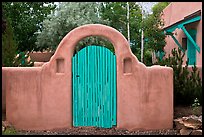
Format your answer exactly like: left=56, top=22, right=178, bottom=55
left=72, top=45, right=116, bottom=128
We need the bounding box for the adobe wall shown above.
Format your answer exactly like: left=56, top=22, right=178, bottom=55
left=2, top=24, right=173, bottom=131
left=162, top=2, right=202, bottom=67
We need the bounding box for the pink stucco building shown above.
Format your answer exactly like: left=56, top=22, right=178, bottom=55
left=162, top=2, right=202, bottom=71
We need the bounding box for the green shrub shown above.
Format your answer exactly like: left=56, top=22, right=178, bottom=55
left=2, top=127, right=16, bottom=135
left=155, top=48, right=202, bottom=106
left=143, top=49, right=153, bottom=66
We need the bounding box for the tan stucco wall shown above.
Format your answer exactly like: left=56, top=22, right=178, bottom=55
left=2, top=24, right=173, bottom=131
left=162, top=2, right=202, bottom=67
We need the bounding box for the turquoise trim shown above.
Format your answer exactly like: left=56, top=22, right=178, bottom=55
left=165, top=16, right=201, bottom=33
left=181, top=26, right=200, bottom=53
left=164, top=15, right=200, bottom=53
left=169, top=34, right=185, bottom=52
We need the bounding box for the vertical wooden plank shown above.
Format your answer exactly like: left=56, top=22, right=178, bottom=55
left=104, top=49, right=107, bottom=128
left=97, top=46, right=100, bottom=127
left=84, top=47, right=87, bottom=126
left=87, top=47, right=90, bottom=126
left=75, top=53, right=77, bottom=126
left=107, top=50, right=111, bottom=128
left=110, top=52, right=113, bottom=127
left=88, top=46, right=92, bottom=126
left=87, top=46, right=90, bottom=126
left=96, top=46, right=99, bottom=127
left=76, top=52, right=79, bottom=126
left=99, top=47, right=102, bottom=127
left=106, top=49, right=111, bottom=128
left=112, top=53, right=115, bottom=126
left=113, top=55, right=117, bottom=126
left=78, top=51, right=82, bottom=126
left=104, top=48, right=107, bottom=128
left=92, top=46, right=97, bottom=126
left=90, top=46, right=96, bottom=126
left=82, top=49, right=86, bottom=126
left=80, top=51, right=84, bottom=126
left=99, top=46, right=102, bottom=127
left=95, top=46, right=97, bottom=126
left=83, top=48, right=85, bottom=126
left=80, top=51, right=83, bottom=126
left=86, top=46, right=89, bottom=126
left=73, top=55, right=77, bottom=127
left=76, top=53, right=79, bottom=126
left=85, top=48, right=88, bottom=126
left=101, top=48, right=105, bottom=127
left=79, top=50, right=82, bottom=126
left=108, top=51, right=111, bottom=128
left=72, top=56, right=75, bottom=126
left=91, top=46, right=94, bottom=126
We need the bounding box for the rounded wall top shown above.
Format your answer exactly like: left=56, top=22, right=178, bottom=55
left=51, top=24, right=136, bottom=60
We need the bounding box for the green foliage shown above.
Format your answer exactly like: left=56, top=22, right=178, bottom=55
left=143, top=2, right=170, bottom=53
left=192, top=98, right=200, bottom=111
left=13, top=52, right=34, bottom=67
left=36, top=2, right=109, bottom=51
left=2, top=2, right=56, bottom=52
left=142, top=2, right=170, bottom=66
left=155, top=48, right=202, bottom=106
left=2, top=17, right=18, bottom=67
left=2, top=127, right=16, bottom=135
left=100, top=2, right=142, bottom=56
left=152, top=2, right=170, bottom=17
left=143, top=49, right=153, bottom=66
left=75, top=36, right=114, bottom=55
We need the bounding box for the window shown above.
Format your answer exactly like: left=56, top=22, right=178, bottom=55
left=182, top=37, right=187, bottom=51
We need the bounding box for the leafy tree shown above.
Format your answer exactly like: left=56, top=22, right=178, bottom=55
left=2, top=2, right=56, bottom=52
left=35, top=2, right=110, bottom=52
left=100, top=2, right=142, bottom=56
left=2, top=17, right=18, bottom=67
left=143, top=2, right=170, bottom=65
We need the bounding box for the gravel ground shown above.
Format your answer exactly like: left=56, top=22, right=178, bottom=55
left=16, top=127, right=180, bottom=135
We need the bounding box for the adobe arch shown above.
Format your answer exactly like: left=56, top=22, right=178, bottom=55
left=43, top=24, right=143, bottom=129
left=47, top=24, right=139, bottom=72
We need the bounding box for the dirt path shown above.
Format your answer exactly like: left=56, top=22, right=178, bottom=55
left=16, top=127, right=179, bottom=135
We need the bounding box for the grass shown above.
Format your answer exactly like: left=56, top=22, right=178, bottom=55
left=2, top=127, right=17, bottom=135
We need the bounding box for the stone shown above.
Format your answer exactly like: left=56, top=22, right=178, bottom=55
left=174, top=118, right=185, bottom=129
left=198, top=115, right=202, bottom=122
left=183, top=122, right=201, bottom=129
left=2, top=126, right=5, bottom=132
left=179, top=128, right=192, bottom=135
left=182, top=115, right=202, bottom=129
left=190, top=130, right=202, bottom=135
